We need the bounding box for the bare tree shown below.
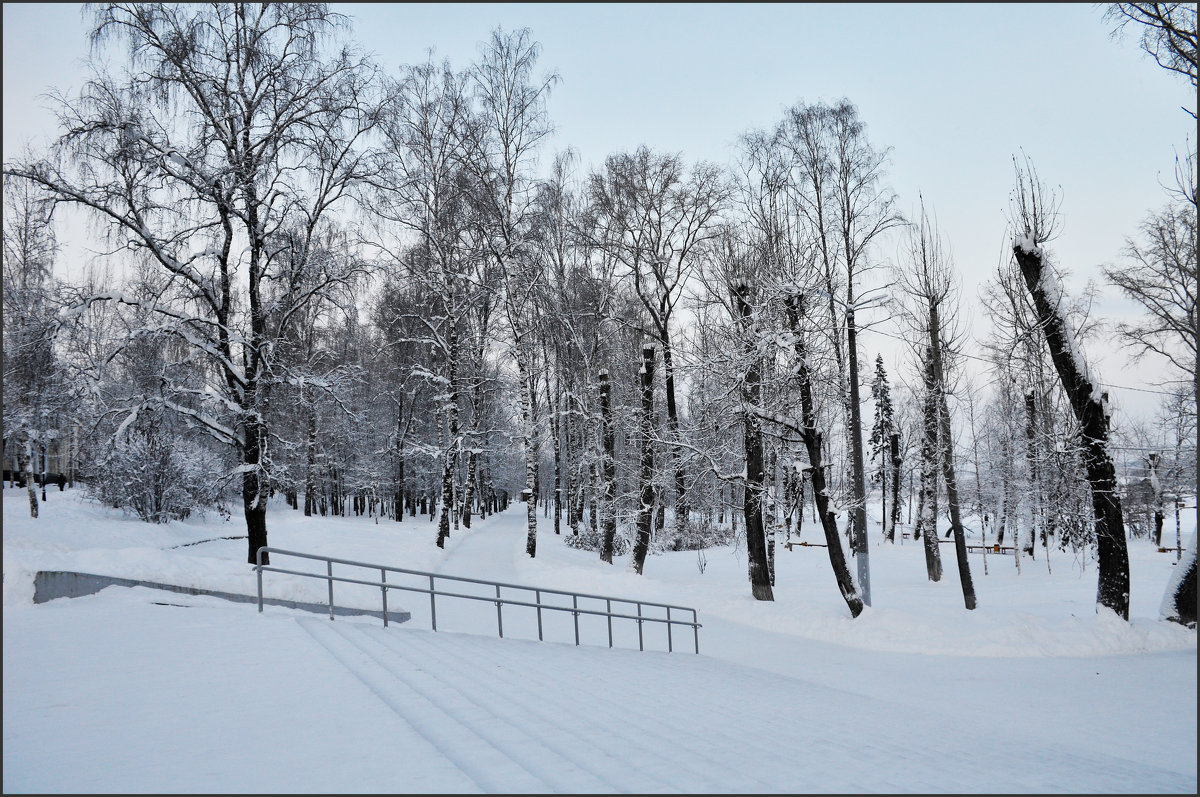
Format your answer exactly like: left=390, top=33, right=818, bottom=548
left=778, top=100, right=902, bottom=606
left=369, top=54, right=478, bottom=547
left=5, top=3, right=382, bottom=564
left=1009, top=157, right=1132, bottom=619
left=1105, top=3, right=1198, bottom=94
left=895, top=199, right=976, bottom=607
left=1104, top=156, right=1197, bottom=440
left=1104, top=2, right=1196, bottom=624
left=914, top=343, right=943, bottom=580
left=1105, top=156, right=1197, bottom=625
left=2, top=177, right=60, bottom=518
left=723, top=127, right=860, bottom=608
left=784, top=291, right=864, bottom=616
left=584, top=146, right=729, bottom=537
left=464, top=26, right=559, bottom=557
left=630, top=343, right=657, bottom=575
left=727, top=279, right=775, bottom=601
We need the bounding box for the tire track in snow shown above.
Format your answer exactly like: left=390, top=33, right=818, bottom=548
left=297, top=617, right=552, bottom=794
left=317, top=619, right=618, bottom=794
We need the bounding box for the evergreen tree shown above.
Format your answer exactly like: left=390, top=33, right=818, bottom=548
left=868, top=354, right=895, bottom=530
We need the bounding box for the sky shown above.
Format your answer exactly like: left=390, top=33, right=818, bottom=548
left=2, top=3, right=1195, bottom=423
left=3, top=483, right=1196, bottom=792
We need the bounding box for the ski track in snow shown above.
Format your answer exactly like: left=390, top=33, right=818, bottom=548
left=300, top=617, right=551, bottom=793
left=280, top=514, right=1193, bottom=794
left=4, top=493, right=1194, bottom=793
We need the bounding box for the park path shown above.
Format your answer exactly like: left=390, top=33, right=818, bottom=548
left=284, top=511, right=1193, bottom=793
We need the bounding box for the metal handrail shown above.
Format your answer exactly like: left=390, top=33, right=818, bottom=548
left=255, top=546, right=701, bottom=654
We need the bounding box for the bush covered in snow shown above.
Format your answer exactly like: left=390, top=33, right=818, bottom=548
left=563, top=523, right=632, bottom=556
left=87, top=419, right=231, bottom=524
left=664, top=515, right=736, bottom=551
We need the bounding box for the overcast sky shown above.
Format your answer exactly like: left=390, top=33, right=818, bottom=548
left=3, top=2, right=1195, bottom=423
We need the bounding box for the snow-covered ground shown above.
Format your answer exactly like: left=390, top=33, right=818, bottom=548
left=3, top=485, right=1196, bottom=793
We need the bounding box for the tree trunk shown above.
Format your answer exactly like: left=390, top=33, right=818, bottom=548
left=661, top=334, right=688, bottom=537
left=631, top=345, right=656, bottom=575
left=735, top=284, right=774, bottom=600
left=22, top=433, right=38, bottom=519
left=784, top=463, right=796, bottom=544
left=1014, top=242, right=1130, bottom=619
left=393, top=399, right=405, bottom=523
left=568, top=410, right=583, bottom=535
left=931, top=304, right=976, bottom=610
left=588, top=461, right=599, bottom=535
left=887, top=431, right=902, bottom=542
left=766, top=449, right=778, bottom=587
left=879, top=443, right=888, bottom=533
left=599, top=369, right=618, bottom=564
left=516, top=344, right=538, bottom=558
left=845, top=308, right=871, bottom=605
left=551, top=381, right=562, bottom=535
left=243, top=414, right=268, bottom=566
left=438, top=447, right=453, bottom=547
left=462, top=450, right=476, bottom=529
left=794, top=466, right=805, bottom=539
left=303, top=404, right=317, bottom=517
left=1023, top=392, right=1041, bottom=557
left=741, top=408, right=773, bottom=600
left=440, top=312, right=461, bottom=544
left=1147, top=453, right=1164, bottom=548
left=918, top=346, right=943, bottom=581
left=786, top=294, right=861, bottom=616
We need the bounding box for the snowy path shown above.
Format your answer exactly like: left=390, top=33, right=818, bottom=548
left=4, top=498, right=1194, bottom=793
left=291, top=607, right=1191, bottom=793
left=433, top=510, right=528, bottom=580
left=7, top=583, right=1192, bottom=793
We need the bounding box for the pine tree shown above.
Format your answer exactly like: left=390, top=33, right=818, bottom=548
left=868, top=354, right=895, bottom=534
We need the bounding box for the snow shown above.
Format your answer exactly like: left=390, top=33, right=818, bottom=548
left=1013, top=231, right=1042, bottom=257
left=1031, top=262, right=1110, bottom=409
left=3, top=485, right=1196, bottom=793
left=1160, top=528, right=1198, bottom=622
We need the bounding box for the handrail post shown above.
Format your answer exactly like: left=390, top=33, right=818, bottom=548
left=429, top=574, right=437, bottom=632
left=535, top=589, right=543, bottom=641
left=606, top=599, right=613, bottom=647
left=495, top=584, right=503, bottom=638
left=572, top=594, right=579, bottom=646
left=637, top=602, right=644, bottom=651
left=667, top=606, right=673, bottom=653
left=381, top=568, right=388, bottom=627
left=327, top=560, right=334, bottom=621
left=693, top=609, right=700, bottom=654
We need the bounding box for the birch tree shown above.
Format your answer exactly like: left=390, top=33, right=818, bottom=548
left=4, top=3, right=382, bottom=564
left=778, top=100, right=902, bottom=606
left=464, top=26, right=558, bottom=557
left=2, top=177, right=61, bottom=518
left=370, top=54, right=478, bottom=546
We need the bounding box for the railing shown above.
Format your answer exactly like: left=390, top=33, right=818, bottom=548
left=255, top=546, right=702, bottom=654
